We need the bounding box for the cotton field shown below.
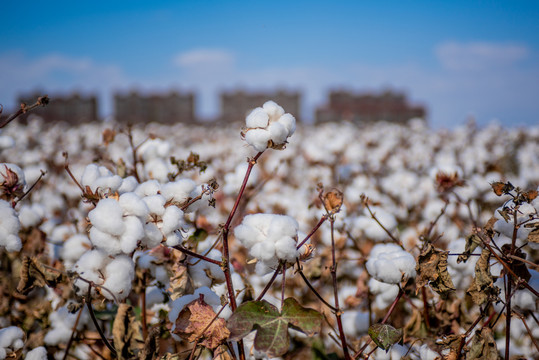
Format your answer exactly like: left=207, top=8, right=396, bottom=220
left=0, top=103, right=538, bottom=360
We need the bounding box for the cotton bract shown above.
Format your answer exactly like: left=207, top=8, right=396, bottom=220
left=242, top=101, right=296, bottom=152
left=366, top=243, right=416, bottom=284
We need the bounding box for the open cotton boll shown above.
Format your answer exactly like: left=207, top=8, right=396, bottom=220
left=119, top=216, right=145, bottom=253
left=25, top=347, right=47, bottom=360
left=44, top=305, right=88, bottom=346
left=246, top=107, right=269, bottom=128
left=61, top=234, right=91, bottom=268
left=161, top=179, right=196, bottom=204
left=369, top=278, right=400, bottom=309
left=244, top=128, right=271, bottom=152
left=18, top=203, right=45, bottom=228
left=119, top=192, right=149, bottom=218
left=267, top=122, right=288, bottom=144
left=144, top=158, right=170, bottom=182
left=274, top=236, right=298, bottom=262
left=102, top=255, right=135, bottom=300
left=262, top=100, right=285, bottom=120
left=88, top=199, right=125, bottom=236
left=278, top=113, right=296, bottom=135
left=0, top=200, right=22, bottom=252
left=89, top=227, right=122, bottom=255
left=143, top=194, right=166, bottom=216
left=0, top=326, right=24, bottom=358
left=142, top=223, right=163, bottom=248
left=367, top=243, right=416, bottom=284
left=189, top=249, right=225, bottom=287
left=73, top=249, right=108, bottom=294
left=135, top=180, right=161, bottom=197
left=117, top=176, right=138, bottom=193
left=160, top=206, right=185, bottom=234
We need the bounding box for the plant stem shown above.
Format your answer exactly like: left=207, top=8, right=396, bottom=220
left=141, top=272, right=148, bottom=340
left=256, top=263, right=282, bottom=301
left=297, top=215, right=328, bottom=249
left=172, top=244, right=222, bottom=265
left=86, top=286, right=117, bottom=357
left=364, top=203, right=403, bottom=248
left=329, top=218, right=351, bottom=360
left=62, top=300, right=85, bottom=360
left=295, top=261, right=337, bottom=312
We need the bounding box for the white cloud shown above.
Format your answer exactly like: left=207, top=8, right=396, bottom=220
left=173, top=48, right=235, bottom=69
left=436, top=42, right=529, bottom=71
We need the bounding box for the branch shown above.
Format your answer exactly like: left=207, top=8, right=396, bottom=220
left=0, top=95, right=49, bottom=129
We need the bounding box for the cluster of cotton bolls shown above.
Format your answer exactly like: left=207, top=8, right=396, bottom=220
left=366, top=243, right=416, bottom=284
left=0, top=200, right=22, bottom=252
left=234, top=213, right=305, bottom=275
left=242, top=101, right=296, bottom=152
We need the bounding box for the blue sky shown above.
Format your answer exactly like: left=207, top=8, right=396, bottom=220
left=1, top=1, right=538, bottom=127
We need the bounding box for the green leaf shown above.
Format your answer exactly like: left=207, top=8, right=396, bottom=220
left=227, top=297, right=322, bottom=357
left=368, top=323, right=403, bottom=351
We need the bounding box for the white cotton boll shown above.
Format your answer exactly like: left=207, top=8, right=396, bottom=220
left=143, top=194, right=166, bottom=216
left=369, top=278, right=400, bottom=309
left=267, top=121, right=288, bottom=145
left=255, top=259, right=278, bottom=276
left=119, top=192, right=149, bottom=218
left=61, top=234, right=91, bottom=268
left=419, top=344, right=439, bottom=360
left=0, top=326, right=24, bottom=356
left=120, top=216, right=144, bottom=253
left=262, top=101, right=285, bottom=120
left=0, top=200, right=22, bottom=252
left=269, top=215, right=299, bottom=238
left=80, top=164, right=100, bottom=189
left=161, top=206, right=184, bottom=234
left=88, top=199, right=125, bottom=236
left=144, top=158, right=170, bottom=182
left=274, top=237, right=298, bottom=262
left=18, top=203, right=45, bottom=228
left=117, top=176, right=138, bottom=193
left=367, top=243, right=416, bottom=284
left=142, top=223, right=163, bottom=248
left=73, top=249, right=108, bottom=294
left=25, top=347, right=47, bottom=360
left=94, top=174, right=123, bottom=193
left=135, top=180, right=161, bottom=197
left=0, top=135, right=15, bottom=149
left=246, top=107, right=269, bottom=128
left=49, top=224, right=75, bottom=244
left=161, top=179, right=196, bottom=204
left=44, top=305, right=88, bottom=346
left=278, top=113, right=296, bottom=135
left=89, top=227, right=122, bottom=255
left=102, top=255, right=135, bottom=300
left=189, top=249, right=225, bottom=287
left=244, top=128, right=271, bottom=152
left=166, top=232, right=182, bottom=246
left=256, top=241, right=277, bottom=262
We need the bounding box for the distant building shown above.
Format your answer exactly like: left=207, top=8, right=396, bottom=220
left=315, top=90, right=426, bottom=124
left=114, top=91, right=196, bottom=124
left=219, top=90, right=301, bottom=123
left=16, top=92, right=98, bottom=123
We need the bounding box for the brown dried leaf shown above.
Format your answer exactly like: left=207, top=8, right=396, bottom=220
left=466, top=328, right=498, bottom=360
left=490, top=181, right=513, bottom=196
left=416, top=244, right=455, bottom=298
left=173, top=296, right=229, bottom=350
left=168, top=262, right=193, bottom=301
left=323, top=188, right=343, bottom=214
left=439, top=334, right=464, bottom=355
left=139, top=326, right=160, bottom=360
left=17, top=256, right=63, bottom=295
left=214, top=345, right=234, bottom=360
left=523, top=189, right=538, bottom=202
left=501, top=244, right=531, bottom=287
left=102, top=128, right=116, bottom=146
left=528, top=227, right=539, bottom=244
left=457, top=234, right=482, bottom=264
left=113, top=304, right=143, bottom=360
left=466, top=249, right=500, bottom=305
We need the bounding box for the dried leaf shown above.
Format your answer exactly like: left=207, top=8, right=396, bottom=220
left=501, top=244, right=531, bottom=287
left=173, top=296, right=229, bottom=350
left=490, top=181, right=513, bottom=196
left=214, top=345, right=234, bottom=360
left=17, top=257, right=63, bottom=295
left=528, top=227, right=539, bottom=244
left=227, top=297, right=323, bottom=357
left=323, top=189, right=343, bottom=214
left=439, top=334, right=464, bottom=355
left=367, top=323, right=403, bottom=351
left=457, top=234, right=482, bottom=264
left=139, top=327, right=160, bottom=360
left=113, top=304, right=143, bottom=360
left=168, top=262, right=193, bottom=300
left=466, top=249, right=500, bottom=305
left=466, top=328, right=498, bottom=360
left=416, top=244, right=455, bottom=298
left=523, top=189, right=538, bottom=202
left=102, top=128, right=116, bottom=146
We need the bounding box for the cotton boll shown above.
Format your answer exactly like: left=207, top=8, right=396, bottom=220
left=44, top=305, right=88, bottom=346
left=135, top=180, right=161, bottom=197
left=49, top=224, right=75, bottom=244
left=267, top=121, right=288, bottom=145
left=278, top=113, right=296, bottom=135
left=244, top=128, right=271, bottom=152
left=142, top=222, right=163, bottom=248
left=102, top=255, right=135, bottom=300
left=18, top=203, right=45, bottom=228
left=25, top=347, right=47, bottom=360
left=419, top=344, right=440, bottom=360
left=94, top=174, right=123, bottom=193
left=262, top=101, right=285, bottom=120
left=165, top=232, right=182, bottom=246
left=61, top=234, right=91, bottom=268
left=274, top=236, right=298, bottom=262
left=0, top=163, right=27, bottom=189
left=246, top=107, right=269, bottom=128
left=144, top=158, right=170, bottom=182
left=366, top=243, right=416, bottom=284
left=119, top=192, right=149, bottom=218
left=73, top=249, right=108, bottom=294
left=143, top=194, right=166, bottom=216
left=0, top=135, right=15, bottom=149
left=120, top=216, right=145, bottom=253
left=161, top=179, right=196, bottom=204
left=89, top=227, right=122, bottom=255
left=0, top=326, right=24, bottom=357
left=161, top=206, right=184, bottom=234
left=369, top=279, right=400, bottom=309
left=88, top=198, right=125, bottom=236
left=189, top=249, right=225, bottom=288
left=0, top=200, right=22, bottom=252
